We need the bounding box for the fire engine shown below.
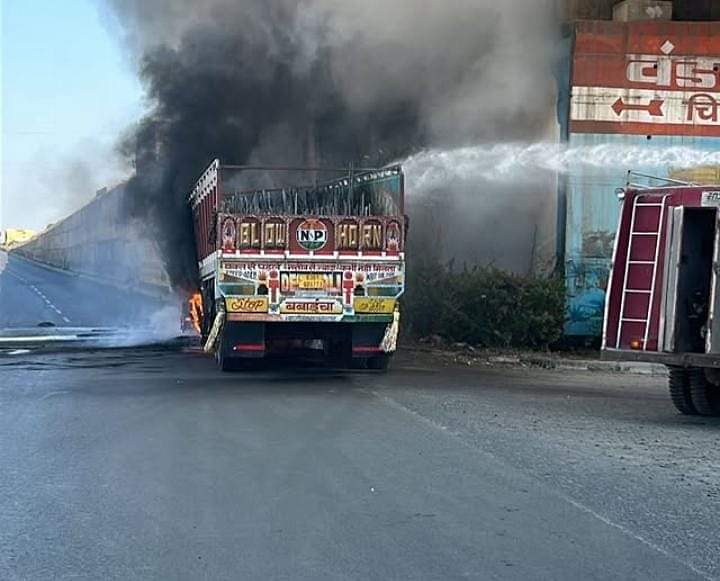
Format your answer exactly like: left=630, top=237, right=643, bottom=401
left=603, top=172, right=720, bottom=415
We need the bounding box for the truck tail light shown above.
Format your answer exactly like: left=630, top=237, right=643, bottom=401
left=352, top=346, right=383, bottom=354
left=630, top=338, right=643, bottom=350
left=232, top=343, right=265, bottom=352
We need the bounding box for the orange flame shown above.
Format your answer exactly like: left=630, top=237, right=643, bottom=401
left=188, top=292, right=203, bottom=334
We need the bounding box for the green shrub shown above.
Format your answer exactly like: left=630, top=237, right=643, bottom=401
left=403, top=259, right=565, bottom=350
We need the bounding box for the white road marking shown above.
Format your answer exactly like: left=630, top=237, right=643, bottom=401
left=22, top=277, right=73, bottom=325
left=5, top=268, right=29, bottom=284
left=40, top=390, right=70, bottom=400
left=0, top=335, right=79, bottom=343
left=4, top=256, right=73, bottom=325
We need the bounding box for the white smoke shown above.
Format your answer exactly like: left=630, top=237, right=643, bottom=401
left=91, top=302, right=188, bottom=348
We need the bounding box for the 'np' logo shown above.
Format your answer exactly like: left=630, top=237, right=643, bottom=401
left=296, top=219, right=328, bottom=251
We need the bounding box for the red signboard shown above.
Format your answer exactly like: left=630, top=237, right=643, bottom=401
left=570, top=21, right=720, bottom=137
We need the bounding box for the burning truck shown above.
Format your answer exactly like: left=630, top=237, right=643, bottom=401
left=189, top=160, right=406, bottom=370
left=603, top=173, right=720, bottom=416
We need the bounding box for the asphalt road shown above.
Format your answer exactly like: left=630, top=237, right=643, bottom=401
left=1, top=345, right=719, bottom=581
left=0, top=251, right=172, bottom=329
left=2, top=250, right=720, bottom=579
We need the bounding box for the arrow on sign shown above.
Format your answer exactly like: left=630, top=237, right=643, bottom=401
left=612, top=97, right=664, bottom=117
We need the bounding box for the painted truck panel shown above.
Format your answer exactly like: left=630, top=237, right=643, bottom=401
left=189, top=161, right=406, bottom=338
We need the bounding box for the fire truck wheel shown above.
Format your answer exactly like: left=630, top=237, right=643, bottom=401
left=667, top=366, right=697, bottom=415
left=689, top=368, right=720, bottom=416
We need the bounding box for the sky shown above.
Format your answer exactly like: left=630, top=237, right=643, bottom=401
left=1, top=0, right=142, bottom=231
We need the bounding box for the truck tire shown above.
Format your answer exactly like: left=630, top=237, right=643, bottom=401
left=667, top=366, right=697, bottom=415
left=324, top=339, right=349, bottom=369
left=216, top=343, right=232, bottom=371
left=215, top=332, right=238, bottom=372
left=367, top=354, right=390, bottom=371
left=688, top=368, right=720, bottom=416
left=200, top=287, right=214, bottom=344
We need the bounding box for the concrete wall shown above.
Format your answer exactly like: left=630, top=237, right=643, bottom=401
left=562, top=0, right=616, bottom=20
left=562, top=0, right=720, bottom=21
left=15, top=185, right=171, bottom=295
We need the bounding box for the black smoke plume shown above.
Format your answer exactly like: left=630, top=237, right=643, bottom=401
left=102, top=0, right=558, bottom=287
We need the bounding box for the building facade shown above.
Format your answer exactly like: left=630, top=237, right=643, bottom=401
left=560, top=13, right=720, bottom=336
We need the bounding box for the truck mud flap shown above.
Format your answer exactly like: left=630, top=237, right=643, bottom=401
left=222, top=322, right=266, bottom=359
left=203, top=311, right=225, bottom=353
left=351, top=323, right=390, bottom=358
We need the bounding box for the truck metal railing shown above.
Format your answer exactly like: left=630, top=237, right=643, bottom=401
left=220, top=165, right=386, bottom=173
left=219, top=165, right=404, bottom=217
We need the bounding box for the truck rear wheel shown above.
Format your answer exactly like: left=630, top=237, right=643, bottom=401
left=667, top=366, right=697, bottom=415
left=215, top=329, right=242, bottom=372
left=324, top=339, right=350, bottom=369
left=367, top=354, right=390, bottom=371
left=689, top=368, right=720, bottom=416
left=215, top=341, right=235, bottom=372
left=200, top=284, right=214, bottom=345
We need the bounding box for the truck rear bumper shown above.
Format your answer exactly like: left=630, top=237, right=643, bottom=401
left=222, top=321, right=394, bottom=360
left=603, top=348, right=720, bottom=368
left=221, top=322, right=266, bottom=359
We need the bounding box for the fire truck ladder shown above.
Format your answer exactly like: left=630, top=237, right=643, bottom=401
left=616, top=194, right=671, bottom=350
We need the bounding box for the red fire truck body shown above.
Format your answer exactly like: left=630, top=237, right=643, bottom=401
left=603, top=176, right=720, bottom=415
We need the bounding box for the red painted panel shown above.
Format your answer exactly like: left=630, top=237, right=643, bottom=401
left=605, top=186, right=720, bottom=352
left=633, top=206, right=661, bottom=232
left=620, top=321, right=647, bottom=345
left=289, top=217, right=336, bottom=255
left=570, top=120, right=720, bottom=137
left=627, top=263, right=653, bottom=291
left=215, top=215, right=405, bottom=255
left=574, top=21, right=720, bottom=61
left=629, top=236, right=656, bottom=261
left=571, top=21, right=720, bottom=138
left=605, top=197, right=630, bottom=348
left=623, top=292, right=650, bottom=320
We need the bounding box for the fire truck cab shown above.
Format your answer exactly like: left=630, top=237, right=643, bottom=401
left=603, top=172, right=720, bottom=416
